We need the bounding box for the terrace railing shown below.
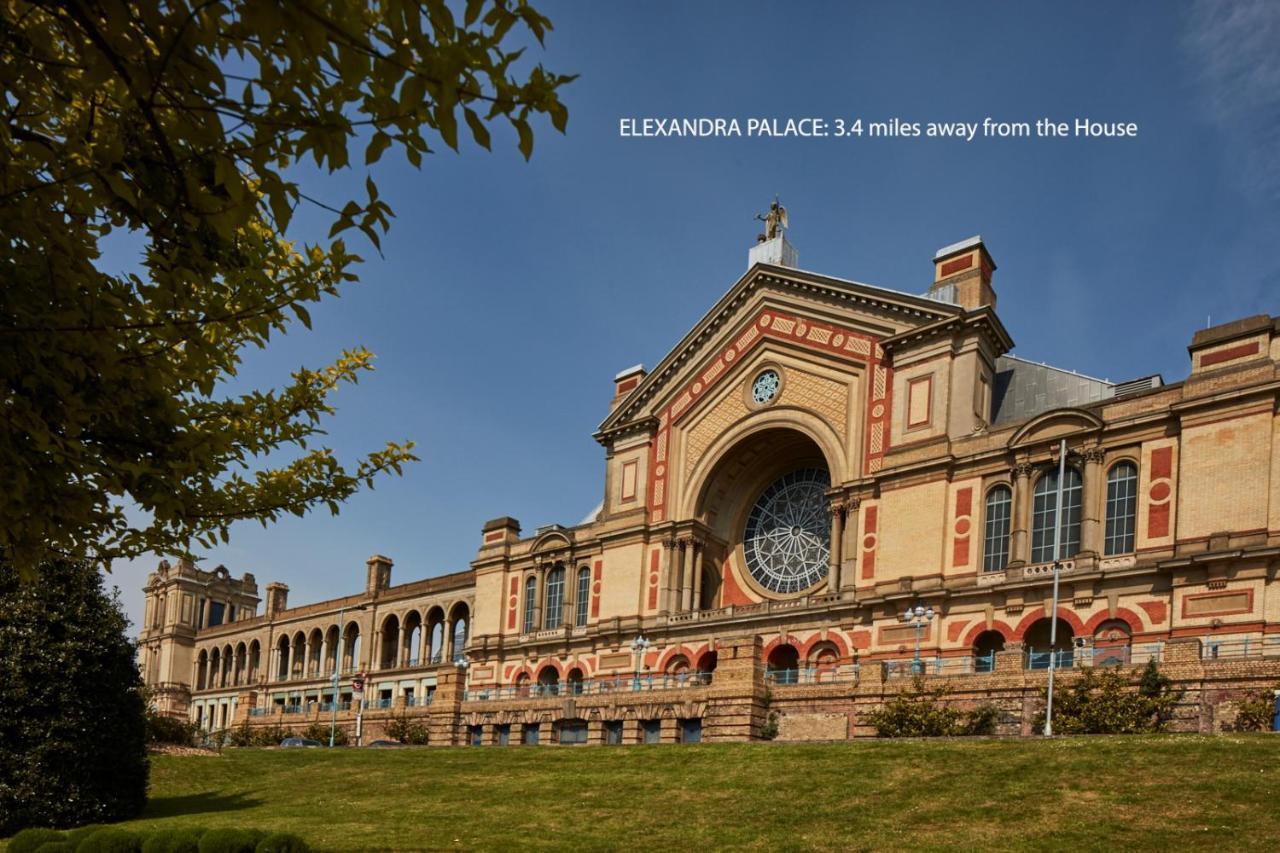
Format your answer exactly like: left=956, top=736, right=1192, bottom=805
left=463, top=671, right=715, bottom=702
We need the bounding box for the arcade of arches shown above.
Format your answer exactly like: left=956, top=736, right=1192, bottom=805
left=140, top=234, right=1280, bottom=742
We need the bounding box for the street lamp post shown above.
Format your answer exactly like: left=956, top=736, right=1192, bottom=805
left=329, top=603, right=365, bottom=748
left=900, top=604, right=935, bottom=675
left=630, top=634, right=652, bottom=691
left=1044, top=437, right=1069, bottom=737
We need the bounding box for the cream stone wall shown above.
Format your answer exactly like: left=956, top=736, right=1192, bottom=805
left=1135, top=438, right=1178, bottom=551
left=596, top=540, right=646, bottom=620
left=472, top=569, right=504, bottom=637
left=875, top=479, right=948, bottom=582
left=890, top=355, right=949, bottom=446
left=1270, top=414, right=1280, bottom=535
left=1177, top=409, right=1272, bottom=539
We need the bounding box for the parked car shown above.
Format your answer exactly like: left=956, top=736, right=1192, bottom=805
left=365, top=739, right=407, bottom=748
left=279, top=737, right=323, bottom=748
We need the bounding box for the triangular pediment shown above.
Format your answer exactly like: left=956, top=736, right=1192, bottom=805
left=597, top=263, right=960, bottom=438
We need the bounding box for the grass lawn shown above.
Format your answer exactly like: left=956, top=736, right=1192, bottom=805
left=15, top=736, right=1280, bottom=851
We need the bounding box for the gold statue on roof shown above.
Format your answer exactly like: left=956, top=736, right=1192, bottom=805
left=755, top=196, right=789, bottom=243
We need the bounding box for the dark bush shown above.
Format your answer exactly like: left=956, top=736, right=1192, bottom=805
left=34, top=842, right=75, bottom=853
left=865, top=677, right=1000, bottom=737
left=226, top=720, right=255, bottom=748
left=197, top=828, right=265, bottom=853
left=76, top=828, right=144, bottom=853
left=9, top=828, right=67, bottom=853
left=0, top=560, right=149, bottom=834
left=252, top=723, right=294, bottom=747
left=255, top=832, right=312, bottom=853
left=146, top=713, right=199, bottom=747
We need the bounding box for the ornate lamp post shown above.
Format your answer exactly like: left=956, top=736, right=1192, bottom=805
left=900, top=603, right=935, bottom=675
left=630, top=634, right=652, bottom=691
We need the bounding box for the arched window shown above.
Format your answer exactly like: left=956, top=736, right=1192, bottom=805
left=1031, top=467, right=1082, bottom=563
left=1105, top=462, right=1138, bottom=555
left=451, top=615, right=467, bottom=663
left=523, top=575, right=537, bottom=634
left=983, top=485, right=1012, bottom=572
left=575, top=567, right=591, bottom=627
left=543, top=566, right=565, bottom=630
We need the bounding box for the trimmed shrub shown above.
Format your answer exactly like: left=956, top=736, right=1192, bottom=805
left=34, top=842, right=75, bottom=853
left=1034, top=662, right=1182, bottom=734
left=0, top=560, right=149, bottom=834
left=165, top=829, right=210, bottom=853
left=255, top=833, right=312, bottom=853
left=384, top=712, right=429, bottom=745
left=301, top=722, right=347, bottom=746
left=197, top=828, right=265, bottom=853
left=9, top=828, right=67, bottom=853
left=65, top=825, right=107, bottom=848
left=1230, top=685, right=1278, bottom=732
left=252, top=723, right=294, bottom=747
left=76, top=828, right=144, bottom=853
left=865, top=677, right=1000, bottom=737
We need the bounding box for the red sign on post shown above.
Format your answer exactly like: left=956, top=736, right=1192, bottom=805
left=352, top=672, right=366, bottom=694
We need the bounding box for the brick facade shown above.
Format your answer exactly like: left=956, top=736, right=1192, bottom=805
left=140, top=236, right=1280, bottom=743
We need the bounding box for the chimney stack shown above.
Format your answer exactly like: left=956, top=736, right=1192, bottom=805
left=365, top=554, right=393, bottom=596
left=265, top=582, right=289, bottom=617
left=929, top=236, right=996, bottom=311
left=611, top=364, right=645, bottom=411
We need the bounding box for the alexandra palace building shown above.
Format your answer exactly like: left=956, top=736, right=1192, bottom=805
left=139, top=228, right=1280, bottom=745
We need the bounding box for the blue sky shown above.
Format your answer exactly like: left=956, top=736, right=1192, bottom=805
left=112, top=1, right=1279, bottom=629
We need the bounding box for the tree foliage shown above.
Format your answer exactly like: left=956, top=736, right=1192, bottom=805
left=384, top=710, right=429, bottom=744
left=1035, top=661, right=1182, bottom=735
left=0, top=560, right=149, bottom=834
left=0, top=1, right=574, bottom=573
left=865, top=676, right=1000, bottom=738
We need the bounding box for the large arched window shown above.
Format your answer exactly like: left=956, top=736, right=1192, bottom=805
left=543, top=566, right=565, bottom=629
left=1031, top=467, right=1082, bottom=563
left=1105, top=461, right=1138, bottom=555
left=523, top=575, right=537, bottom=634
left=575, top=567, right=591, bottom=627
left=983, top=486, right=1012, bottom=572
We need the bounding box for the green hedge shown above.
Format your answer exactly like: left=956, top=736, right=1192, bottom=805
left=5, top=827, right=311, bottom=853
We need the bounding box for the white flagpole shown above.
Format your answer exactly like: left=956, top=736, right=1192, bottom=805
left=1044, top=438, right=1067, bottom=736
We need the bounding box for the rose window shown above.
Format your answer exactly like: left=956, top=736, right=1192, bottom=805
left=743, top=467, right=831, bottom=594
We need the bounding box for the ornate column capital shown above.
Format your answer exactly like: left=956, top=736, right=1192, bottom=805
left=1081, top=445, right=1107, bottom=465
left=1011, top=461, right=1035, bottom=480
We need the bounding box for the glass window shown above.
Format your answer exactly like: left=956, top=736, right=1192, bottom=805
left=523, top=576, right=537, bottom=633
left=1031, top=467, right=1082, bottom=563
left=451, top=617, right=467, bottom=662
left=604, top=720, right=624, bottom=745
left=207, top=601, right=225, bottom=627
left=468, top=725, right=483, bottom=746
left=1105, top=462, right=1138, bottom=555
left=496, top=724, right=510, bottom=746
left=575, top=567, right=591, bottom=627
left=982, top=486, right=1012, bottom=572
left=679, top=718, right=702, bottom=743
left=543, top=566, right=565, bottom=630
left=559, top=720, right=588, bottom=745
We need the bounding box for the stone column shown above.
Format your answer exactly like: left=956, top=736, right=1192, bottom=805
left=1010, top=462, right=1034, bottom=564
left=659, top=538, right=676, bottom=615
left=563, top=563, right=576, bottom=627
left=1080, top=446, right=1106, bottom=556
left=827, top=499, right=845, bottom=592
left=533, top=565, right=546, bottom=630
left=679, top=539, right=694, bottom=612
left=660, top=716, right=679, bottom=744
left=691, top=541, right=704, bottom=612
left=841, top=498, right=860, bottom=590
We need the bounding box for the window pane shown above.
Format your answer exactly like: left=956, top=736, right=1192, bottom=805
left=1031, top=467, right=1082, bottom=563
left=543, top=567, right=565, bottom=630
left=983, top=486, right=1012, bottom=572
left=1105, top=462, right=1138, bottom=555
left=575, top=568, right=591, bottom=627
left=523, top=577, right=537, bottom=633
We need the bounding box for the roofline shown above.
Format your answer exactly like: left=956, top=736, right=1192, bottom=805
left=597, top=262, right=961, bottom=435
left=997, top=352, right=1112, bottom=387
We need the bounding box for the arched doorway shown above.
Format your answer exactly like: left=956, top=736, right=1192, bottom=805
left=1092, top=619, right=1132, bottom=667
left=566, top=667, right=585, bottom=695
left=536, top=666, right=560, bottom=697
left=693, top=427, right=840, bottom=603
left=1023, top=617, right=1074, bottom=670
left=808, top=641, right=840, bottom=683
left=695, top=649, right=718, bottom=684
left=972, top=630, right=1006, bottom=673
left=766, top=643, right=800, bottom=684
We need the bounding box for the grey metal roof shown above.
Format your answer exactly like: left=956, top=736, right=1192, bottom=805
left=991, top=354, right=1114, bottom=424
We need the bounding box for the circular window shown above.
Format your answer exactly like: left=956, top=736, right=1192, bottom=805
left=751, top=369, right=781, bottom=405
left=743, top=467, right=831, bottom=594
